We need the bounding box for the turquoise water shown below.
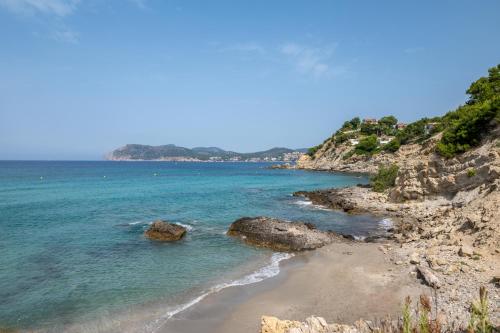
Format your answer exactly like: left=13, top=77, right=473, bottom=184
left=0, top=161, right=380, bottom=331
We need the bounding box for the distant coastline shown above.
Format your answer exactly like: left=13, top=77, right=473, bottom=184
left=106, top=144, right=306, bottom=162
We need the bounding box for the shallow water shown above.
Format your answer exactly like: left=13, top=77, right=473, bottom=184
left=0, top=161, right=381, bottom=331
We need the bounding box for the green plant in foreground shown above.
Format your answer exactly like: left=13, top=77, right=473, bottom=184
left=468, top=286, right=492, bottom=333
left=419, top=295, right=431, bottom=333
left=467, top=168, right=477, bottom=177
left=402, top=296, right=412, bottom=333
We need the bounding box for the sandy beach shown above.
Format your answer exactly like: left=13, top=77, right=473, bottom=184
left=158, top=241, right=428, bottom=333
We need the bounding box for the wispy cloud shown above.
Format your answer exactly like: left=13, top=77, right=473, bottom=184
left=51, top=26, right=79, bottom=43
left=129, top=0, right=147, bottom=10
left=0, top=0, right=80, bottom=17
left=279, top=42, right=337, bottom=78
left=404, top=47, right=424, bottom=54
left=224, top=42, right=266, bottom=55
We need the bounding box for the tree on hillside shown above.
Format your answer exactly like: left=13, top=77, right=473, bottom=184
left=379, top=116, right=398, bottom=128
left=466, top=64, right=500, bottom=105
left=350, top=117, right=361, bottom=129
left=437, top=64, right=500, bottom=158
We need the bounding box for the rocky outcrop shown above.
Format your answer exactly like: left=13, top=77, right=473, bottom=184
left=145, top=220, right=187, bottom=241
left=295, top=140, right=422, bottom=174
left=261, top=316, right=378, bottom=333
left=227, top=217, right=342, bottom=251
left=390, top=135, right=500, bottom=202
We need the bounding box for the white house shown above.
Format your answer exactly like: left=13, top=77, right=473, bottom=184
left=349, top=139, right=359, bottom=145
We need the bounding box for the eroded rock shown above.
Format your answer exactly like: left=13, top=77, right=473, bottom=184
left=145, top=220, right=186, bottom=241
left=227, top=217, right=342, bottom=251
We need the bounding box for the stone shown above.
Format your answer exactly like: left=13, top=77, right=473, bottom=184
left=409, top=252, right=421, bottom=264
left=144, top=220, right=186, bottom=241
left=458, top=245, right=474, bottom=257
left=227, top=217, right=341, bottom=251
left=417, top=265, right=441, bottom=289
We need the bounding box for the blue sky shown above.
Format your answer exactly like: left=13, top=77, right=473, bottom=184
left=1, top=0, right=499, bottom=160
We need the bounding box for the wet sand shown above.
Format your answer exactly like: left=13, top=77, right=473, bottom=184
left=158, top=242, right=429, bottom=333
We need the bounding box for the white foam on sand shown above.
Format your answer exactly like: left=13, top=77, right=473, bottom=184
left=148, top=252, right=294, bottom=332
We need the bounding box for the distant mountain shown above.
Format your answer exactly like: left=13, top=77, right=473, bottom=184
left=107, top=144, right=305, bottom=162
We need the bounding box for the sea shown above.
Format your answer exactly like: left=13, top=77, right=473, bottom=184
left=0, top=161, right=386, bottom=332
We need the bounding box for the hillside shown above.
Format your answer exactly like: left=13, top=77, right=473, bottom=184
left=107, top=144, right=305, bottom=162
left=298, top=64, right=500, bottom=175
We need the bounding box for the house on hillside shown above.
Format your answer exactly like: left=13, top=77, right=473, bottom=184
left=424, top=122, right=439, bottom=135
left=363, top=118, right=378, bottom=125
left=396, top=123, right=407, bottom=130
left=378, top=137, right=393, bottom=145
left=349, top=138, right=360, bottom=145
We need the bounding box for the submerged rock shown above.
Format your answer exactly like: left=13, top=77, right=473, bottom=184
left=227, top=216, right=341, bottom=251
left=145, top=220, right=186, bottom=241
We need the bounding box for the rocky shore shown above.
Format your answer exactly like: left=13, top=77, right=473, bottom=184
left=281, top=134, right=500, bottom=330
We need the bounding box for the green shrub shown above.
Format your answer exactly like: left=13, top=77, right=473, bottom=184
left=382, top=138, right=401, bottom=152
left=370, top=164, right=399, bottom=192
left=355, top=135, right=379, bottom=155
left=467, top=168, right=476, bottom=177
left=342, top=149, right=355, bottom=160
left=307, top=144, right=323, bottom=157
left=437, top=99, right=499, bottom=158
left=468, top=286, right=493, bottom=333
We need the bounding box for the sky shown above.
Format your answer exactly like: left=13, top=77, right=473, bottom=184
left=0, top=0, right=499, bottom=160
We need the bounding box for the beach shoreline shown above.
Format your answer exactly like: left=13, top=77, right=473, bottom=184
left=157, top=241, right=428, bottom=333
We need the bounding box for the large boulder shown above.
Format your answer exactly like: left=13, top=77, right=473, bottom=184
left=145, top=220, right=186, bottom=241
left=227, top=216, right=340, bottom=251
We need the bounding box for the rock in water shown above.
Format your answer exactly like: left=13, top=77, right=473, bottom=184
left=145, top=220, right=186, bottom=241
left=227, top=216, right=340, bottom=251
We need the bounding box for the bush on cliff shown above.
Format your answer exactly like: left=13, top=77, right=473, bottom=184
left=355, top=135, right=379, bottom=155
left=307, top=143, right=323, bottom=158
left=371, top=164, right=399, bottom=192
left=383, top=138, right=401, bottom=152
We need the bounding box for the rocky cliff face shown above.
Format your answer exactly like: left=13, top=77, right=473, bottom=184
left=296, top=140, right=421, bottom=174
left=390, top=132, right=500, bottom=202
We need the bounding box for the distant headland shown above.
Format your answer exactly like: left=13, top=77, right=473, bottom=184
left=106, top=144, right=307, bottom=162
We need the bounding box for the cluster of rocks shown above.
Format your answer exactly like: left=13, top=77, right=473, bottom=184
left=261, top=316, right=393, bottom=333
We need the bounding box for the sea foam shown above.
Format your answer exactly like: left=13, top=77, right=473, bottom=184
left=148, top=252, right=293, bottom=332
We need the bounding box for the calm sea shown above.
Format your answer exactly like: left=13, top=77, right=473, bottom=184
left=0, top=161, right=383, bottom=332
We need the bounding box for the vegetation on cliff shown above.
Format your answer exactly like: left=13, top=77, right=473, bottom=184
left=370, top=164, right=399, bottom=192
left=436, top=65, right=500, bottom=157
left=306, top=64, right=499, bottom=161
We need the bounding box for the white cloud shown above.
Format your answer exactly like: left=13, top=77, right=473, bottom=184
left=280, top=42, right=337, bottom=78
left=0, top=0, right=80, bottom=16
